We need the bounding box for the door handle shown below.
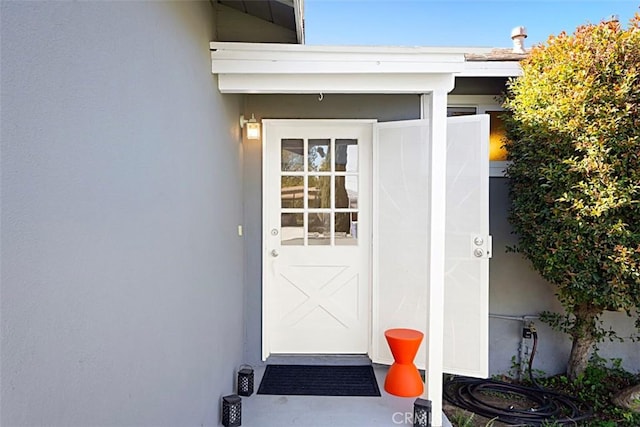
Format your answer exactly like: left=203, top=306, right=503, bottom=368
left=271, top=249, right=279, bottom=258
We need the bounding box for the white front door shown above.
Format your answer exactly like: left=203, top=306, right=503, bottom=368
left=263, top=120, right=373, bottom=358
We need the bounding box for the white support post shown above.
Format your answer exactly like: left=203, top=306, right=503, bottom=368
left=420, top=91, right=448, bottom=426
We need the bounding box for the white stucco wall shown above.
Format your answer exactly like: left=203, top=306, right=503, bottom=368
left=1, top=2, right=244, bottom=426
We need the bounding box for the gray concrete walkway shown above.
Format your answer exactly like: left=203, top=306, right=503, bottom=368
left=240, top=362, right=453, bottom=427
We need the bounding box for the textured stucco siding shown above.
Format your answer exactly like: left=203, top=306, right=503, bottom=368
left=1, top=2, right=244, bottom=426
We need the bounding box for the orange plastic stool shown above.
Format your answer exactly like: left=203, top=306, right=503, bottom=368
left=384, top=328, right=424, bottom=397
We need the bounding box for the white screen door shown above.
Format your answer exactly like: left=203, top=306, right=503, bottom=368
left=372, top=116, right=490, bottom=378
left=372, top=120, right=431, bottom=366
left=263, top=120, right=373, bottom=358
left=443, top=114, right=490, bottom=377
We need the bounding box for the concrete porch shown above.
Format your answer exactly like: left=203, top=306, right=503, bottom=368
left=239, top=357, right=453, bottom=427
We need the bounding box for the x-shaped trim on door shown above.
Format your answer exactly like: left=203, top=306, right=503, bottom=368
left=279, top=265, right=359, bottom=329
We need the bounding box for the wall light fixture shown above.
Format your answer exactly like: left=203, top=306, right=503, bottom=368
left=240, top=114, right=260, bottom=140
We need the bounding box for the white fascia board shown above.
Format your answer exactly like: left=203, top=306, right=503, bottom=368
left=459, top=61, right=522, bottom=77
left=210, top=42, right=526, bottom=93
left=211, top=41, right=477, bottom=56
left=211, top=42, right=465, bottom=75
left=217, top=72, right=455, bottom=94
left=213, top=59, right=464, bottom=75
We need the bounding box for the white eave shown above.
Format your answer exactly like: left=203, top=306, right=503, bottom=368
left=210, top=42, right=522, bottom=94
left=211, top=42, right=467, bottom=94
left=460, top=61, right=523, bottom=77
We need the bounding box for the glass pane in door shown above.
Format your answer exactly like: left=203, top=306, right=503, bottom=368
left=282, top=139, right=304, bottom=171
left=281, top=176, right=304, bottom=208
left=308, top=139, right=331, bottom=172
left=335, top=212, right=357, bottom=246
left=307, top=212, right=331, bottom=246
left=281, top=213, right=304, bottom=246
left=335, top=176, right=357, bottom=209
left=308, top=176, right=331, bottom=209
left=335, top=139, right=358, bottom=172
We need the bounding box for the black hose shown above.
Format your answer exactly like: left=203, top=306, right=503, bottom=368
left=443, top=331, right=593, bottom=426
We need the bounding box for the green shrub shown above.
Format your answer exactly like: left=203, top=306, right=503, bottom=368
left=538, top=356, right=640, bottom=426
left=504, top=14, right=640, bottom=379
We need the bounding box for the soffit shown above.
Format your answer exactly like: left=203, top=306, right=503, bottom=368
left=216, top=0, right=304, bottom=43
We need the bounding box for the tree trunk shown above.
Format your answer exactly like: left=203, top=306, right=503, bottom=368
left=567, top=333, right=595, bottom=380
left=567, top=305, right=599, bottom=381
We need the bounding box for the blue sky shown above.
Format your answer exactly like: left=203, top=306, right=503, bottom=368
left=305, top=1, right=639, bottom=48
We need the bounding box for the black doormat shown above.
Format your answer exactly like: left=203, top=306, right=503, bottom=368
left=257, top=365, right=381, bottom=397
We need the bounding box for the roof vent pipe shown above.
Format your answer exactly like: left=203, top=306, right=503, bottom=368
left=511, top=26, right=527, bottom=54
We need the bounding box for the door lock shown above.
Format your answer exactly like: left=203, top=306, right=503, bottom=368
left=471, top=235, right=492, bottom=259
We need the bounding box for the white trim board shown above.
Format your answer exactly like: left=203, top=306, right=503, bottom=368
left=211, top=42, right=466, bottom=74
left=216, top=73, right=456, bottom=94
left=460, top=61, right=522, bottom=77
left=211, top=42, right=464, bottom=94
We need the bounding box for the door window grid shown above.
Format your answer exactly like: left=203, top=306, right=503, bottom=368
left=280, top=137, right=358, bottom=246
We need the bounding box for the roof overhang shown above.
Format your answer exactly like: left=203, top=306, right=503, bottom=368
left=216, top=0, right=304, bottom=43
left=210, top=43, right=523, bottom=94
left=210, top=42, right=467, bottom=94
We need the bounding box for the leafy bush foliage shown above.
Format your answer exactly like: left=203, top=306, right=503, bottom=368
left=504, top=15, right=640, bottom=377
left=538, top=355, right=640, bottom=426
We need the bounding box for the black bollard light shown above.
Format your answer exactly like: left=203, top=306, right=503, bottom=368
left=413, top=398, right=432, bottom=427
left=237, top=365, right=254, bottom=397
left=222, top=394, right=241, bottom=427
